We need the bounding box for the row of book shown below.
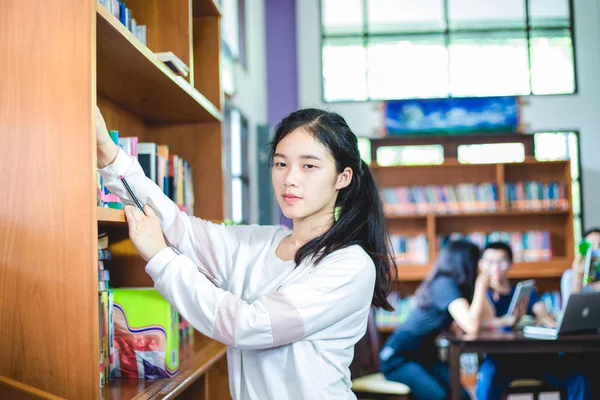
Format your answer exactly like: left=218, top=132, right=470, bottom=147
left=381, top=183, right=498, bottom=215
left=439, top=231, right=552, bottom=262
left=97, top=130, right=195, bottom=215
left=504, top=181, right=569, bottom=211
left=390, top=230, right=552, bottom=265
left=98, top=233, right=115, bottom=387
left=390, top=234, right=429, bottom=265
left=97, top=0, right=147, bottom=45
left=381, top=181, right=570, bottom=216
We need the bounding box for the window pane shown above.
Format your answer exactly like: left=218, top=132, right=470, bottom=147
left=232, top=177, right=243, bottom=223
left=458, top=143, right=525, bottom=164
left=529, top=0, right=570, bottom=28
left=449, top=32, right=530, bottom=96
left=448, top=0, right=526, bottom=29
left=572, top=179, right=581, bottom=215
left=358, top=137, right=372, bottom=165
left=221, top=0, right=239, bottom=57
left=573, top=215, right=582, bottom=245
left=323, top=37, right=368, bottom=101
left=376, top=145, right=444, bottom=166
left=568, top=132, right=579, bottom=180
left=367, top=35, right=448, bottom=99
left=530, top=30, right=575, bottom=95
left=231, top=109, right=242, bottom=176
left=367, top=0, right=445, bottom=33
left=321, top=0, right=364, bottom=35
left=534, top=132, right=568, bottom=161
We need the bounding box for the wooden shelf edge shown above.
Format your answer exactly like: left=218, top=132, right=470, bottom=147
left=96, top=3, right=222, bottom=123
left=386, top=209, right=571, bottom=220
left=97, top=207, right=126, bottom=224
left=148, top=340, right=226, bottom=399
left=396, top=258, right=570, bottom=281
left=102, top=338, right=226, bottom=400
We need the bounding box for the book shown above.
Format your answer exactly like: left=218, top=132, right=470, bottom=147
left=156, top=52, right=190, bottom=77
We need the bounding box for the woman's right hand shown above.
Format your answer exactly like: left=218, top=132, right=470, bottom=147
left=96, top=106, right=120, bottom=168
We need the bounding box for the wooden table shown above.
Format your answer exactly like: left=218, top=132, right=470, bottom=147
left=441, top=331, right=600, bottom=400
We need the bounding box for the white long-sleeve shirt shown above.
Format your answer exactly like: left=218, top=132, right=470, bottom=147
left=98, top=149, right=376, bottom=400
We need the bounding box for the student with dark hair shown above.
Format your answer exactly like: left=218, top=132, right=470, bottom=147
left=476, top=242, right=590, bottom=400
left=561, top=228, right=600, bottom=304
left=379, top=240, right=493, bottom=400
left=95, top=107, right=395, bottom=400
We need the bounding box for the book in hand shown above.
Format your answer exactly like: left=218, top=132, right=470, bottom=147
left=156, top=52, right=190, bottom=77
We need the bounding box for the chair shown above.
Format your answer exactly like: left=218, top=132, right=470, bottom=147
left=350, top=309, right=411, bottom=400
left=502, top=379, right=565, bottom=400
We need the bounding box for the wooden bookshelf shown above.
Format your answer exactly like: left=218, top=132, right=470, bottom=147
left=1, top=1, right=230, bottom=399
left=373, top=159, right=575, bottom=286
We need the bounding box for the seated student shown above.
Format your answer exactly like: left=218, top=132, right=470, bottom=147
left=476, top=242, right=590, bottom=400
left=561, top=228, right=600, bottom=305
left=379, top=240, right=495, bottom=400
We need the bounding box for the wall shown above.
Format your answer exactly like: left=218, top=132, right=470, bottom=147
left=296, top=0, right=600, bottom=228
left=226, top=0, right=268, bottom=224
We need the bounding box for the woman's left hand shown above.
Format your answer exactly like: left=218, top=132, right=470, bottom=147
left=124, top=204, right=168, bottom=262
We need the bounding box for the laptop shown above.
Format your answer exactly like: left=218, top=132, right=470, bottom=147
left=523, top=292, right=600, bottom=340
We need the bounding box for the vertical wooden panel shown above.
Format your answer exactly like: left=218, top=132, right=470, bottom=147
left=0, top=0, right=98, bottom=398
left=426, top=215, right=437, bottom=261
left=206, top=356, right=231, bottom=400
left=125, top=0, right=193, bottom=71
left=496, top=164, right=506, bottom=211
left=193, top=17, right=222, bottom=110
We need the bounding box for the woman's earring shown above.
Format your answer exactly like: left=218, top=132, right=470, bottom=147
left=334, top=206, right=342, bottom=222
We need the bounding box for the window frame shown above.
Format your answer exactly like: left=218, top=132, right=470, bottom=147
left=318, top=0, right=578, bottom=103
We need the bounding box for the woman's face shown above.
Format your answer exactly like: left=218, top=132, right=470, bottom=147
left=271, top=128, right=351, bottom=221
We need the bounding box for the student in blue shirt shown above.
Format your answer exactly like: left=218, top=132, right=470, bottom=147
left=379, top=240, right=498, bottom=400
left=475, top=242, right=590, bottom=400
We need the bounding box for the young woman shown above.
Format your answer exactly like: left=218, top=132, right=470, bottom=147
left=379, top=240, right=496, bottom=400
left=96, top=107, right=395, bottom=400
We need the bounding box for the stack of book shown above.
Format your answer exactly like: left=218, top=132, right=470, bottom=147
left=380, top=183, right=498, bottom=216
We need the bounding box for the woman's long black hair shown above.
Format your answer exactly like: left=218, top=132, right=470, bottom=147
left=414, top=240, right=480, bottom=308
left=270, top=108, right=395, bottom=310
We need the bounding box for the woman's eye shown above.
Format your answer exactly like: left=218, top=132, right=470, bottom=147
left=274, top=162, right=286, bottom=168
left=304, top=164, right=316, bottom=169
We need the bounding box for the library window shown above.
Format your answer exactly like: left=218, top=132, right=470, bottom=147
left=320, top=0, right=576, bottom=102
left=224, top=106, right=251, bottom=224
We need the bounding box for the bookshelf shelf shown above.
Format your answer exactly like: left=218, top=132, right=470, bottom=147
left=386, top=209, right=571, bottom=220
left=96, top=4, right=222, bottom=124
left=97, top=207, right=126, bottom=224
left=396, top=258, right=570, bottom=281
left=102, top=334, right=226, bottom=400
